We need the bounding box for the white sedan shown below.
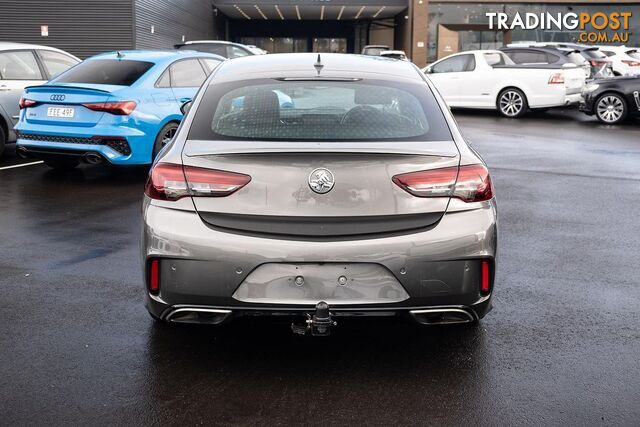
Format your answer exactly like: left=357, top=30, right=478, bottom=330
left=423, top=50, right=586, bottom=117
left=595, top=45, right=640, bottom=76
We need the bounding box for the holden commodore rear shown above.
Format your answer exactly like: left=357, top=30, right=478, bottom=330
left=142, top=53, right=497, bottom=335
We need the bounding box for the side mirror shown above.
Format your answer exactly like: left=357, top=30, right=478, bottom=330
left=180, top=100, right=192, bottom=115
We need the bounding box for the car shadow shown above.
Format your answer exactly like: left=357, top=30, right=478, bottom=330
left=139, top=317, right=492, bottom=422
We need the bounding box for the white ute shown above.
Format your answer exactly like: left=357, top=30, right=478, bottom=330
left=423, top=50, right=586, bottom=117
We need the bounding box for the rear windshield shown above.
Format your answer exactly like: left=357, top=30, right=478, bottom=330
left=627, top=50, right=640, bottom=60
left=188, top=79, right=452, bottom=142
left=53, top=59, right=154, bottom=86
left=582, top=49, right=606, bottom=59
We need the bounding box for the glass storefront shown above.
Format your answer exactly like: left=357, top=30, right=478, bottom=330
left=312, top=38, right=348, bottom=53
left=427, top=3, right=640, bottom=63
left=240, top=37, right=307, bottom=53
left=239, top=37, right=347, bottom=54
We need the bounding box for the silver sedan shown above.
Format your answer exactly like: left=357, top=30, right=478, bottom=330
left=142, top=53, right=497, bottom=335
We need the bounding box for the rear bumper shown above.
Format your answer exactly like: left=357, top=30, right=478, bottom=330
left=13, top=124, right=153, bottom=165
left=158, top=303, right=487, bottom=326
left=142, top=198, right=498, bottom=322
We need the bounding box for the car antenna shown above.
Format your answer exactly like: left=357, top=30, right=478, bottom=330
left=314, top=54, right=324, bottom=75
left=116, top=51, right=125, bottom=60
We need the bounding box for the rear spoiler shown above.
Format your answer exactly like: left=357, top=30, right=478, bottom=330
left=23, top=84, right=112, bottom=93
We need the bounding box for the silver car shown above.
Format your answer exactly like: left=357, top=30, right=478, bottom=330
left=142, top=53, right=497, bottom=335
left=0, top=42, right=80, bottom=156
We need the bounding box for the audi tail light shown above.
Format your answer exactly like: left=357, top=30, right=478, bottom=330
left=548, top=73, right=564, bottom=84
left=144, top=163, right=251, bottom=201
left=82, top=101, right=137, bottom=115
left=622, top=60, right=640, bottom=67
left=393, top=164, right=493, bottom=202
left=18, top=98, right=38, bottom=109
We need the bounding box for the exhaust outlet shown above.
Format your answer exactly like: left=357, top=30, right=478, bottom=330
left=16, top=146, right=29, bottom=159
left=84, top=153, right=103, bottom=165
left=410, top=308, right=475, bottom=325
left=164, top=307, right=231, bottom=325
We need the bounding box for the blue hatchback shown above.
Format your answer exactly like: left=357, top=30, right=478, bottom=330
left=15, top=50, right=224, bottom=169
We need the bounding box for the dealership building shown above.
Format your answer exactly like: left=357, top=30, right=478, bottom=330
left=0, top=0, right=638, bottom=66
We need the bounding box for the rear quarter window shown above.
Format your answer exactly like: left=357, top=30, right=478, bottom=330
left=188, top=79, right=452, bottom=142
left=53, top=59, right=154, bottom=85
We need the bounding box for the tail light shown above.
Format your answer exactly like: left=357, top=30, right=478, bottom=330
left=391, top=166, right=457, bottom=197
left=393, top=164, right=493, bottom=202
left=149, top=259, right=160, bottom=294
left=144, top=162, right=251, bottom=201
left=82, top=101, right=137, bottom=115
left=480, top=259, right=491, bottom=295
left=548, top=73, right=564, bottom=84
left=19, top=98, right=38, bottom=109
left=622, top=60, right=640, bottom=67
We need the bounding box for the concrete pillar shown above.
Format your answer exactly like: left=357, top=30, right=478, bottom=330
left=411, top=0, right=429, bottom=67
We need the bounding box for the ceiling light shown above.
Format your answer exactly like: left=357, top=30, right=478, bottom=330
left=320, top=5, right=325, bottom=20
left=274, top=5, right=284, bottom=20
left=355, top=6, right=366, bottom=19
left=373, top=6, right=386, bottom=18
left=337, top=6, right=345, bottom=20
left=254, top=5, right=267, bottom=19
left=233, top=5, right=251, bottom=20
left=295, top=5, right=301, bottom=20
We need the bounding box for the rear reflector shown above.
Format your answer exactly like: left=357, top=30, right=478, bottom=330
left=144, top=163, right=251, bottom=201
left=149, top=259, right=160, bottom=294
left=18, top=98, right=38, bottom=109
left=393, top=164, right=493, bottom=202
left=481, top=259, right=491, bottom=295
left=622, top=60, right=640, bottom=67
left=82, top=101, right=137, bottom=115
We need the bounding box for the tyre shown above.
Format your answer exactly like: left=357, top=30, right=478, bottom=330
left=595, top=93, right=627, bottom=125
left=43, top=157, right=79, bottom=170
left=0, top=124, right=6, bottom=158
left=152, top=122, right=179, bottom=160
left=497, top=88, right=528, bottom=118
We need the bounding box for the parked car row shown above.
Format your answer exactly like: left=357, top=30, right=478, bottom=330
left=0, top=39, right=270, bottom=159
left=424, top=46, right=640, bottom=124
left=1, top=39, right=638, bottom=165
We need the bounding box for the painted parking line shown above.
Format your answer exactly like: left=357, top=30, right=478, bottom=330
left=0, top=160, right=44, bottom=171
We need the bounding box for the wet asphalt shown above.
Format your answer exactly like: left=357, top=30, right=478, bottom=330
left=0, top=109, right=639, bottom=425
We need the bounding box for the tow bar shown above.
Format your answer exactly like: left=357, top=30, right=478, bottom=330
left=291, top=301, right=337, bottom=336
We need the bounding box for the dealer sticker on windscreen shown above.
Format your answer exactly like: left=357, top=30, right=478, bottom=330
left=47, top=107, right=74, bottom=118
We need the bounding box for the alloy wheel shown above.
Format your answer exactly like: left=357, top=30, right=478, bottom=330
left=596, top=95, right=624, bottom=124
left=499, top=91, right=524, bottom=117
left=162, top=126, right=177, bottom=146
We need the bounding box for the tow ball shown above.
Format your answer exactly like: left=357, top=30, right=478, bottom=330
left=291, top=301, right=337, bottom=336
